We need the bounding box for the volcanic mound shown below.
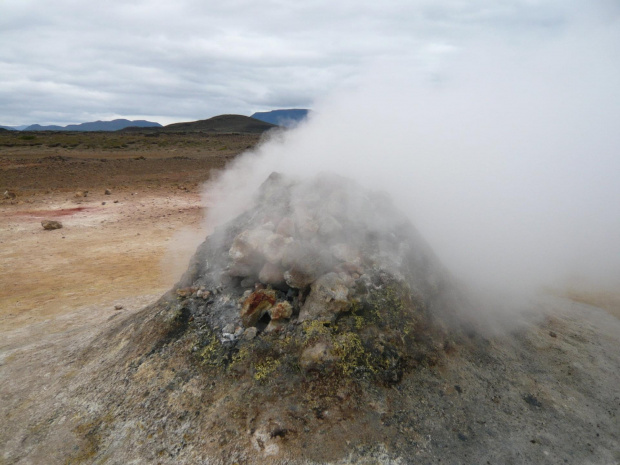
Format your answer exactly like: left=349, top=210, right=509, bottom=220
left=176, top=172, right=456, bottom=383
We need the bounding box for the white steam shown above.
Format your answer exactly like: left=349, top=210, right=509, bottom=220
left=200, top=6, right=620, bottom=309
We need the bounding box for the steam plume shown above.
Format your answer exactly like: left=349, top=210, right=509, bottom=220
left=198, top=5, right=620, bottom=321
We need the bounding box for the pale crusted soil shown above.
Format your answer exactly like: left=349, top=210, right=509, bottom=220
left=0, top=187, right=204, bottom=331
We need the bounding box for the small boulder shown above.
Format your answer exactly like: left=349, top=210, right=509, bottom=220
left=269, top=301, right=293, bottom=321
left=104, top=189, right=112, bottom=195
left=41, top=220, right=63, bottom=230
left=283, top=269, right=315, bottom=289
left=242, top=327, right=258, bottom=341
left=261, top=233, right=292, bottom=264
left=299, top=272, right=350, bottom=322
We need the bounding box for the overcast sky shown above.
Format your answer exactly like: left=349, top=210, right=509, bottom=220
left=1, top=0, right=618, bottom=125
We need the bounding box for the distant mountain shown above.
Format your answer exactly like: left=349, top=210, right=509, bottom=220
left=250, top=109, right=310, bottom=128
left=24, top=124, right=65, bottom=131
left=161, top=114, right=276, bottom=133
left=23, top=119, right=162, bottom=132
left=0, top=125, right=28, bottom=131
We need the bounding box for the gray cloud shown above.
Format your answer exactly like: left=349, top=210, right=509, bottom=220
left=1, top=0, right=600, bottom=125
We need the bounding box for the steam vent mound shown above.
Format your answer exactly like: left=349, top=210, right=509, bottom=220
left=176, top=173, right=454, bottom=384
left=177, top=173, right=454, bottom=382
left=45, top=173, right=619, bottom=464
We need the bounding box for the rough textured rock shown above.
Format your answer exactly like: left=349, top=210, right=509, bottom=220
left=299, top=272, right=350, bottom=322
left=41, top=219, right=63, bottom=230
left=240, top=289, right=276, bottom=327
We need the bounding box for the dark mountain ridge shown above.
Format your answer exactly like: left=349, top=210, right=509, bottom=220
left=23, top=119, right=161, bottom=132
left=158, top=114, right=276, bottom=133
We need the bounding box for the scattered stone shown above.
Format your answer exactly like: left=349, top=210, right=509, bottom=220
left=114, top=304, right=123, bottom=310
left=104, top=189, right=112, bottom=195
left=261, top=233, right=292, bottom=264
left=113, top=200, right=119, bottom=203
left=549, top=331, right=557, bottom=338
left=3, top=190, right=16, bottom=199
left=223, top=323, right=235, bottom=334
left=265, top=319, right=287, bottom=333
left=102, top=202, right=106, bottom=205
left=299, top=272, right=350, bottom=321
left=283, top=269, right=315, bottom=289
left=176, top=287, right=197, bottom=298
left=242, top=327, right=258, bottom=340
left=269, top=301, right=293, bottom=321
left=41, top=220, right=62, bottom=230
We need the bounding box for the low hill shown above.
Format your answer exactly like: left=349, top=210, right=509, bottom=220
left=161, top=114, right=276, bottom=133
left=251, top=109, right=309, bottom=127
left=24, top=119, right=161, bottom=132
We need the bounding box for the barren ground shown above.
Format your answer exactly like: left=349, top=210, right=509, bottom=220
left=0, top=132, right=259, bottom=331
